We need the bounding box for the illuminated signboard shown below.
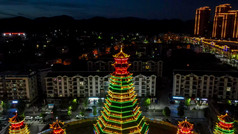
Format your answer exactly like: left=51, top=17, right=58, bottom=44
left=172, top=96, right=184, bottom=100
left=12, top=100, right=18, bottom=104
left=3, top=33, right=26, bottom=36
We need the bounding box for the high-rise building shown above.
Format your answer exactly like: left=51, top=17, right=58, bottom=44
left=8, top=113, right=30, bottom=134
left=194, top=6, right=211, bottom=37
left=94, top=48, right=149, bottom=134
left=212, top=4, right=238, bottom=39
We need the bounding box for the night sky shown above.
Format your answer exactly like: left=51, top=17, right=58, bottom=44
left=0, top=0, right=238, bottom=20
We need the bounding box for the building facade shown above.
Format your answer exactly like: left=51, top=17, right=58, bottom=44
left=194, top=6, right=211, bottom=37
left=173, top=71, right=238, bottom=99
left=212, top=4, right=238, bottom=39
left=45, top=72, right=156, bottom=98
left=87, top=60, right=163, bottom=77
left=0, top=72, right=38, bottom=102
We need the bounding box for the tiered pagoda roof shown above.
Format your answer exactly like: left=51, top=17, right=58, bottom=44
left=177, top=118, right=194, bottom=134
left=8, top=113, right=30, bottom=134
left=50, top=119, right=66, bottom=134
left=214, top=112, right=235, bottom=134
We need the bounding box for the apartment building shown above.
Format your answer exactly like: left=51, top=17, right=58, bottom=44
left=87, top=60, right=163, bottom=77
left=0, top=71, right=38, bottom=102
left=173, top=70, right=238, bottom=100
left=45, top=72, right=157, bottom=98
left=194, top=6, right=211, bottom=37
left=212, top=4, right=238, bottom=39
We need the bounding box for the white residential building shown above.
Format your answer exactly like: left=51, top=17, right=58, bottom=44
left=173, top=71, right=238, bottom=99
left=45, top=72, right=157, bottom=98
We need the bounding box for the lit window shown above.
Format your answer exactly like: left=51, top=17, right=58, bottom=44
left=227, top=87, right=231, bottom=91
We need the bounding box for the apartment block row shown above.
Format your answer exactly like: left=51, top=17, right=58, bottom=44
left=45, top=72, right=157, bottom=98
left=173, top=70, right=238, bottom=99
left=87, top=60, right=163, bottom=77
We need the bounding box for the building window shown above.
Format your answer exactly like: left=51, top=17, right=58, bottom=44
left=227, top=87, right=231, bottom=92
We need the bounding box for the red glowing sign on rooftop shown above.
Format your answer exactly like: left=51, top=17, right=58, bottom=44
left=3, top=33, right=26, bottom=36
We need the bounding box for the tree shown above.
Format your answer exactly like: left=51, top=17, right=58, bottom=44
left=80, top=109, right=85, bottom=117
left=162, top=107, right=171, bottom=117
left=71, top=99, right=78, bottom=111
left=16, top=100, right=26, bottom=115
left=144, top=98, right=151, bottom=111
left=93, top=106, right=97, bottom=117
left=83, top=97, right=89, bottom=108
left=52, top=106, right=58, bottom=117
left=177, top=105, right=185, bottom=117
left=67, top=110, right=72, bottom=116
left=98, top=98, right=103, bottom=107
left=40, top=112, right=47, bottom=118
left=185, top=98, right=191, bottom=107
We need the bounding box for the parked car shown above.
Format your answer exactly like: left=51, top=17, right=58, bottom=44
left=35, top=116, right=42, bottom=120
left=25, top=116, right=33, bottom=120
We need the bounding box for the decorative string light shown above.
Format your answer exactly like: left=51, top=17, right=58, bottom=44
left=49, top=118, right=66, bottom=134
left=177, top=117, right=194, bottom=134
left=94, top=47, right=149, bottom=134
left=8, top=112, right=30, bottom=134
left=214, top=112, right=235, bottom=134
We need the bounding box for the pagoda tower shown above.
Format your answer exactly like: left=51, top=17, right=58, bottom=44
left=177, top=118, right=194, bottom=134
left=8, top=113, right=30, bottom=134
left=94, top=47, right=149, bottom=134
left=49, top=118, right=66, bottom=134
left=214, top=112, right=234, bottom=134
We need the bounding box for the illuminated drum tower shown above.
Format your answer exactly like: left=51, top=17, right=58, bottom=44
left=94, top=47, right=149, bottom=134
left=8, top=113, right=30, bottom=134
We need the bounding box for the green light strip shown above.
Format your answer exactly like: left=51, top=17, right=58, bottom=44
left=106, top=99, right=137, bottom=109
left=102, top=109, right=140, bottom=119
left=111, top=75, right=132, bottom=79
left=218, top=118, right=235, bottom=124
left=101, top=112, right=142, bottom=124
left=93, top=125, right=100, bottom=134
left=103, top=105, right=140, bottom=117
left=110, top=83, right=133, bottom=87
left=96, top=122, right=109, bottom=134
left=104, top=104, right=133, bottom=114
left=109, top=86, right=132, bottom=90
left=110, top=79, right=133, bottom=84
left=108, top=90, right=135, bottom=95
left=108, top=93, right=136, bottom=100
left=107, top=97, right=136, bottom=103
